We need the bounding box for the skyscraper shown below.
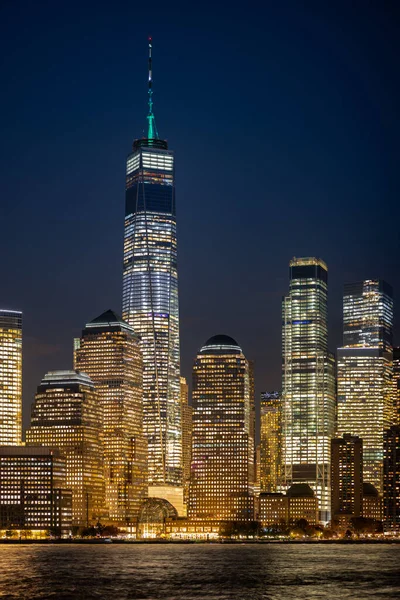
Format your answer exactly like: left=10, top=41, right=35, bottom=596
left=259, top=391, right=282, bottom=493
left=0, top=310, right=22, bottom=446
left=392, top=347, right=400, bottom=425
left=26, top=370, right=104, bottom=526
left=331, top=435, right=363, bottom=520
left=337, top=280, right=393, bottom=492
left=74, top=310, right=147, bottom=522
left=180, top=376, right=192, bottom=510
left=282, top=257, right=335, bottom=522
left=189, top=335, right=254, bottom=521
left=122, top=39, right=181, bottom=492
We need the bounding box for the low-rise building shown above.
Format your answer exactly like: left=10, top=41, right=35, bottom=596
left=259, top=492, right=288, bottom=526
left=0, top=446, right=72, bottom=536
left=362, top=482, right=383, bottom=521
left=287, top=484, right=318, bottom=525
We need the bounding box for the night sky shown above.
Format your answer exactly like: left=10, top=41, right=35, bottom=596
left=1, top=1, right=399, bottom=431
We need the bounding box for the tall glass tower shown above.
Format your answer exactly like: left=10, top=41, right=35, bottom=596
left=122, top=39, right=181, bottom=490
left=0, top=310, right=22, bottom=446
left=282, top=258, right=336, bottom=522
left=337, top=280, right=393, bottom=492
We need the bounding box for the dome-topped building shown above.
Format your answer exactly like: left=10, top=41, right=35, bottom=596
left=200, top=334, right=242, bottom=355
left=190, top=334, right=254, bottom=521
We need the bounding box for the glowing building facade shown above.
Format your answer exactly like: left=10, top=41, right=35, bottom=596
left=26, top=370, right=104, bottom=526
left=0, top=310, right=22, bottom=445
left=122, top=40, right=181, bottom=491
left=383, top=425, right=400, bottom=531
left=74, top=310, right=147, bottom=523
left=0, top=446, right=72, bottom=535
left=259, top=493, right=288, bottom=526
left=287, top=483, right=319, bottom=525
left=189, top=335, right=254, bottom=521
left=260, top=391, right=282, bottom=492
left=282, top=258, right=335, bottom=522
left=180, top=376, right=192, bottom=509
left=331, top=435, right=363, bottom=519
left=393, top=347, right=400, bottom=425
left=337, top=280, right=393, bottom=492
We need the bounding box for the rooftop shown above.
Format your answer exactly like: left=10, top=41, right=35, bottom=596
left=199, top=334, right=242, bottom=355
left=39, top=370, right=95, bottom=389
left=286, top=483, right=315, bottom=498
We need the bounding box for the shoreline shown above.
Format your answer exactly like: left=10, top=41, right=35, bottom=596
left=1, top=538, right=400, bottom=545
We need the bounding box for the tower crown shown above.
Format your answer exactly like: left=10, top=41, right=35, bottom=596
left=200, top=334, right=242, bottom=355
left=132, top=38, right=168, bottom=151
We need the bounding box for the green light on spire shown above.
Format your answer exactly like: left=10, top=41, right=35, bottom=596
left=147, top=37, right=159, bottom=140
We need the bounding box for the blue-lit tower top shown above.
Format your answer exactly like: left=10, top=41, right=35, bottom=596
left=122, top=40, right=181, bottom=490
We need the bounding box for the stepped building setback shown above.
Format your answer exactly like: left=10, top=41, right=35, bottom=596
left=122, top=39, right=182, bottom=500
left=26, top=370, right=104, bottom=526
left=337, top=280, right=393, bottom=492
left=75, top=310, right=147, bottom=523
left=282, top=258, right=336, bottom=522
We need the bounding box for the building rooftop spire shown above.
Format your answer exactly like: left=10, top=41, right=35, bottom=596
left=147, top=37, right=159, bottom=140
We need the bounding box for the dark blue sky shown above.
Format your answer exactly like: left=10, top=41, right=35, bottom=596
left=1, top=1, right=399, bottom=430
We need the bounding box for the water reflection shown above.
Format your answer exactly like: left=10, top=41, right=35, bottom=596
left=0, top=543, right=398, bottom=599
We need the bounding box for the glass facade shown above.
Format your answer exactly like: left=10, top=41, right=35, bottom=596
left=260, top=391, right=282, bottom=493
left=189, top=335, right=254, bottom=521
left=74, top=310, right=147, bottom=523
left=26, top=370, right=104, bottom=526
left=337, top=280, right=393, bottom=493
left=0, top=310, right=22, bottom=445
left=282, top=258, right=335, bottom=522
left=122, top=139, right=181, bottom=487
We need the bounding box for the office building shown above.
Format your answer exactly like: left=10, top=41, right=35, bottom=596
left=337, top=280, right=393, bottom=492
left=287, top=483, right=319, bottom=525
left=331, top=435, right=363, bottom=519
left=180, top=376, right=192, bottom=510
left=26, top=370, right=104, bottom=526
left=0, top=446, right=71, bottom=535
left=74, top=310, right=147, bottom=522
left=254, top=443, right=261, bottom=498
left=282, top=258, right=335, bottom=521
left=122, top=39, right=182, bottom=493
left=362, top=482, right=383, bottom=521
left=189, top=335, right=254, bottom=521
left=259, top=493, right=288, bottom=527
left=393, top=347, right=400, bottom=425
left=383, top=425, right=400, bottom=531
left=0, top=310, right=22, bottom=445
left=260, top=391, right=282, bottom=493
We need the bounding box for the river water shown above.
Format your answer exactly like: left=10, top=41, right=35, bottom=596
left=0, top=543, right=399, bottom=599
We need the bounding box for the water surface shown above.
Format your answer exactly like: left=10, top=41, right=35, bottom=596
left=0, top=543, right=399, bottom=599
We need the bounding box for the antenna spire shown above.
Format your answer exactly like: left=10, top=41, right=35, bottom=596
left=147, top=37, right=159, bottom=140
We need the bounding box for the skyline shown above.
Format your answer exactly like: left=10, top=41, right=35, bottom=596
left=1, top=2, right=399, bottom=429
